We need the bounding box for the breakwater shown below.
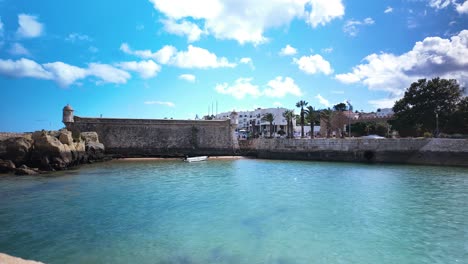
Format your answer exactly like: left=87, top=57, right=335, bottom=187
left=239, top=138, right=468, bottom=167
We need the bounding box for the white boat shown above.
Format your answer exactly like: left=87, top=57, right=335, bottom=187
left=184, top=156, right=208, bottom=162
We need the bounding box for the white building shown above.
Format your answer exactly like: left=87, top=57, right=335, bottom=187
left=216, top=107, right=296, bottom=137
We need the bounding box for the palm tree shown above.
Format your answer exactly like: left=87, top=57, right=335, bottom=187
left=305, top=106, right=317, bottom=139
left=282, top=110, right=295, bottom=138
left=296, top=100, right=308, bottom=138
left=262, top=113, right=275, bottom=138
left=320, top=109, right=333, bottom=138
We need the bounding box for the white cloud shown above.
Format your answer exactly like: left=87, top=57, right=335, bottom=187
left=171, top=45, right=236, bottom=68
left=306, top=0, right=345, bottom=28
left=384, top=6, right=393, bottom=13
left=144, top=101, right=175, bottom=107
left=117, top=60, right=161, bottom=78
left=0, top=58, right=51, bottom=79
left=43, top=62, right=87, bottom=87
left=322, top=47, right=333, bottom=53
left=215, top=76, right=302, bottom=99
left=120, top=43, right=234, bottom=68
left=335, top=30, right=468, bottom=99
left=315, top=94, right=330, bottom=107
left=273, top=102, right=283, bottom=107
left=215, top=78, right=262, bottom=99
left=66, top=33, right=92, bottom=42
left=120, top=43, right=177, bottom=64
left=240, top=57, right=254, bottom=69
left=279, top=44, right=297, bottom=56
left=9, top=43, right=30, bottom=56
left=162, top=19, right=205, bottom=42
left=429, top=0, right=453, bottom=9
left=87, top=63, right=131, bottom=84
left=264, top=76, right=302, bottom=97
left=456, top=1, right=468, bottom=14
left=149, top=0, right=345, bottom=45
left=0, top=58, right=137, bottom=86
left=17, top=14, right=44, bottom=38
left=343, top=17, right=374, bottom=37
left=179, top=73, right=196, bottom=82
left=294, top=54, right=333, bottom=75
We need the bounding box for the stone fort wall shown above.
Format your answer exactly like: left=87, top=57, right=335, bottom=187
left=239, top=138, right=468, bottom=167
left=66, top=116, right=237, bottom=157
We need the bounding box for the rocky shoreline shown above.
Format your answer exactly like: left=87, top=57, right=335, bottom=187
left=0, top=129, right=106, bottom=175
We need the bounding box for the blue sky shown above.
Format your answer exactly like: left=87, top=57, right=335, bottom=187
left=0, top=0, right=467, bottom=132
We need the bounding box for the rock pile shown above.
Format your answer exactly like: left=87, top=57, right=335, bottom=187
left=0, top=129, right=105, bottom=175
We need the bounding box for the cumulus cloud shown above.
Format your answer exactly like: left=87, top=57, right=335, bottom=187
left=264, top=76, right=302, bottom=97
left=215, top=78, right=262, bottom=99
left=240, top=57, right=254, bottom=69
left=171, top=45, right=236, bottom=68
left=0, top=58, right=145, bottom=87
left=9, top=43, right=30, bottom=56
left=43, top=62, right=88, bottom=87
left=456, top=1, right=468, bottom=14
left=343, top=17, right=374, bottom=37
left=162, top=19, right=205, bottom=42
left=215, top=76, right=303, bottom=99
left=294, top=54, right=333, bottom=75
left=149, top=0, right=345, bottom=44
left=120, top=43, right=235, bottom=68
left=336, top=30, right=468, bottom=103
left=179, top=73, right=196, bottom=82
left=384, top=6, right=393, bottom=13
left=144, top=101, right=175, bottom=107
left=17, top=14, right=44, bottom=38
left=279, top=44, right=297, bottom=56
left=117, top=60, right=161, bottom=78
left=429, top=0, right=468, bottom=14
left=315, top=94, right=330, bottom=107
left=0, top=58, right=51, bottom=79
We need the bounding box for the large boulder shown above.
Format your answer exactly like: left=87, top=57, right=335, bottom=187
left=0, top=159, right=16, bottom=173
left=31, top=131, right=72, bottom=170
left=81, top=132, right=99, bottom=143
left=0, top=137, right=33, bottom=166
left=86, top=142, right=105, bottom=159
left=59, top=130, right=73, bottom=145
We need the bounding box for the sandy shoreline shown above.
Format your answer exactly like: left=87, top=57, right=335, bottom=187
left=118, top=156, right=249, bottom=161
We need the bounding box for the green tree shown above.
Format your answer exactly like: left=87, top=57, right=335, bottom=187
left=261, top=113, right=275, bottom=138
left=391, top=78, right=465, bottom=136
left=296, top=100, right=308, bottom=138
left=333, top=103, right=347, bottom=112
left=283, top=110, right=295, bottom=138
left=305, top=106, right=318, bottom=139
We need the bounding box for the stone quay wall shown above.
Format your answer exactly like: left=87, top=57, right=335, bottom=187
left=66, top=116, right=237, bottom=157
left=239, top=138, right=468, bottom=167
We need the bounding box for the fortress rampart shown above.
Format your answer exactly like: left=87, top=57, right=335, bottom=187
left=66, top=116, right=237, bottom=157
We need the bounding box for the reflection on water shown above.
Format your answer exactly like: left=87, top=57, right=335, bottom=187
left=0, top=159, right=467, bottom=264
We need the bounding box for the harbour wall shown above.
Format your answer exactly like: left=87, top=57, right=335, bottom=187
left=239, top=138, right=468, bottom=167
left=66, top=116, right=238, bottom=157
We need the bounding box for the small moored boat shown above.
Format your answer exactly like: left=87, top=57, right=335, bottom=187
left=184, top=156, right=208, bottom=162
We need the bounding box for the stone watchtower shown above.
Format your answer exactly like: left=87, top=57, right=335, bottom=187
left=229, top=110, right=239, bottom=151
left=62, top=104, right=74, bottom=127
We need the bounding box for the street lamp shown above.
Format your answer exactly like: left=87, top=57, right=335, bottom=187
left=435, top=112, right=439, bottom=138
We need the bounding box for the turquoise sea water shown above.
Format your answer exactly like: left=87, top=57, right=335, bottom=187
left=0, top=159, right=467, bottom=264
